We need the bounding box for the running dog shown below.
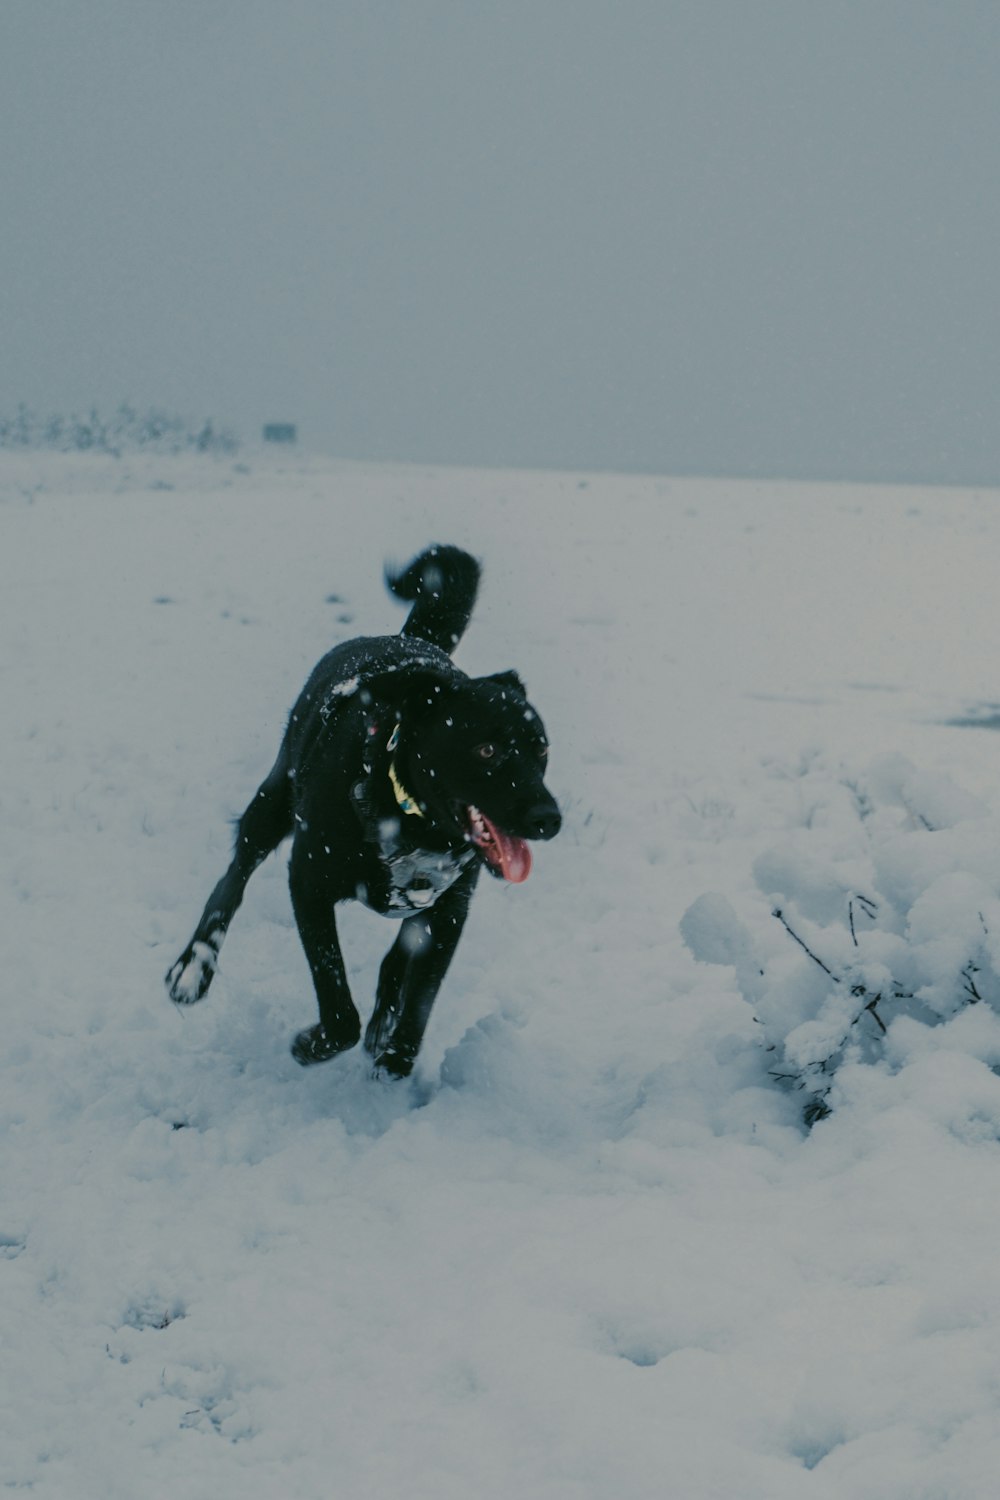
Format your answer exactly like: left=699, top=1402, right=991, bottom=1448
left=166, top=545, right=561, bottom=1076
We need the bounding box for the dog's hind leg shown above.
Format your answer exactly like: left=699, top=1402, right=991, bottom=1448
left=288, top=836, right=362, bottom=1065
left=364, top=864, right=480, bottom=1077
left=166, top=760, right=293, bottom=1006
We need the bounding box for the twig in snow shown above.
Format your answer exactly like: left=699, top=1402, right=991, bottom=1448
left=961, top=963, right=982, bottom=1003
left=772, top=909, right=839, bottom=980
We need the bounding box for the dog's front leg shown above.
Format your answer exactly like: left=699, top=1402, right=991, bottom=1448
left=364, top=864, right=480, bottom=1078
left=288, top=838, right=361, bottom=1066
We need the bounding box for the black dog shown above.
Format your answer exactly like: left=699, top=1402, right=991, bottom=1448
left=166, top=545, right=561, bottom=1076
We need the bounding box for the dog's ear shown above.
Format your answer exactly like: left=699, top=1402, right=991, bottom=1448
left=484, top=669, right=527, bottom=698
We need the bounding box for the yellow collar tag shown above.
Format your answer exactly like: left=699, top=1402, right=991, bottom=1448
left=388, top=759, right=425, bottom=818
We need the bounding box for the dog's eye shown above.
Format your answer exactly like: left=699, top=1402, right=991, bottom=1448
left=475, top=743, right=496, bottom=760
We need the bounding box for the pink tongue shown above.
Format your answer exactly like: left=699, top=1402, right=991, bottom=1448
left=478, top=812, right=532, bottom=883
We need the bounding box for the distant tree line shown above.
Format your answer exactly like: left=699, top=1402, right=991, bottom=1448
left=0, top=403, right=239, bottom=456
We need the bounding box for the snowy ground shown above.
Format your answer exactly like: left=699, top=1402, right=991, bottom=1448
left=5, top=450, right=1000, bottom=1498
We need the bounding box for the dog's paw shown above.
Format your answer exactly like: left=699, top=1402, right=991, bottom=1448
left=290, top=1023, right=353, bottom=1067
left=371, top=1045, right=415, bottom=1080
left=165, top=941, right=218, bottom=1005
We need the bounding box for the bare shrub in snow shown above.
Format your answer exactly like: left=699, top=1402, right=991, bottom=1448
left=682, top=753, right=1000, bottom=1123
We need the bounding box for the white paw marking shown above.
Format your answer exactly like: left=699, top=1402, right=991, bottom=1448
left=167, top=941, right=217, bottom=1004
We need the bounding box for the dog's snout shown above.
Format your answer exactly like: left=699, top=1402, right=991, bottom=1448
left=528, top=801, right=561, bottom=840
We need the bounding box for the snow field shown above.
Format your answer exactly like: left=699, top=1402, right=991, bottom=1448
left=4, top=452, right=1000, bottom=1497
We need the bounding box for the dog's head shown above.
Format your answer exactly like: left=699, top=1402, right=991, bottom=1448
left=374, top=668, right=561, bottom=882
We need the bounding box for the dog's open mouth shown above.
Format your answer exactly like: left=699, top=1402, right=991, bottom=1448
left=467, top=805, right=532, bottom=882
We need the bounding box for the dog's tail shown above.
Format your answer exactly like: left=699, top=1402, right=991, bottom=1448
left=386, top=545, right=481, bottom=655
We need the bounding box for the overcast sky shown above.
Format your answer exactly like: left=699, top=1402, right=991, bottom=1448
left=4, top=1, right=1000, bottom=483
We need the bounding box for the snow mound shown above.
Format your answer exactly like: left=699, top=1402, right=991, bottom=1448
left=684, top=753, right=1000, bottom=1121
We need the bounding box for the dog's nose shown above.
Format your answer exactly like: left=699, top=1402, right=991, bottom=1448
left=528, top=801, right=561, bottom=840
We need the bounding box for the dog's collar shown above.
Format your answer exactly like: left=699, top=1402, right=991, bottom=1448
left=388, top=760, right=425, bottom=818
left=385, top=723, right=425, bottom=818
